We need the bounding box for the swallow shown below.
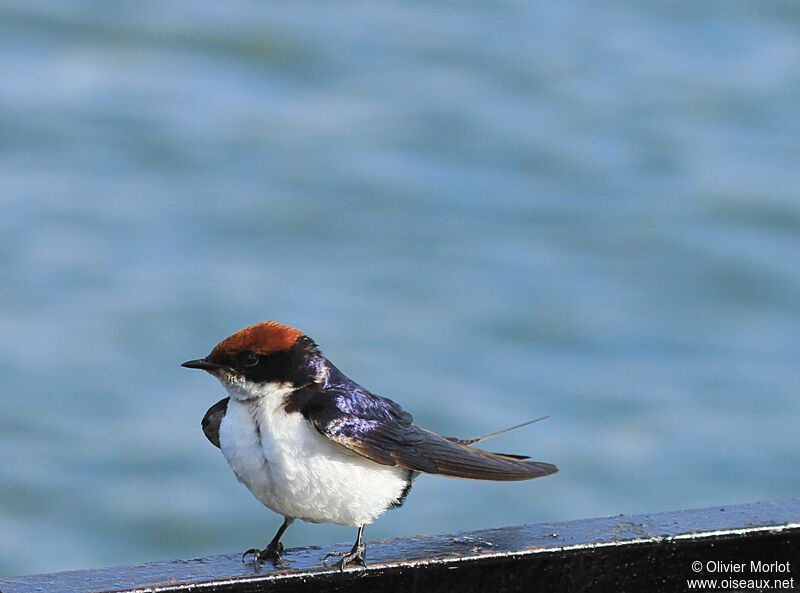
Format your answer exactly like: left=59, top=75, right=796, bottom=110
left=182, top=321, right=557, bottom=570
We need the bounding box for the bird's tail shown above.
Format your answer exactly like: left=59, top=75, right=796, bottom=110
left=446, top=416, right=550, bottom=447
left=411, top=427, right=558, bottom=481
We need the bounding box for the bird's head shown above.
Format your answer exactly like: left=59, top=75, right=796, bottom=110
left=182, top=321, right=325, bottom=400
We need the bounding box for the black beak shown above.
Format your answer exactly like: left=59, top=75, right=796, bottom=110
left=181, top=358, right=223, bottom=371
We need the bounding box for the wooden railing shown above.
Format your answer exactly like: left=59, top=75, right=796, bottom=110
left=1, top=498, right=797, bottom=592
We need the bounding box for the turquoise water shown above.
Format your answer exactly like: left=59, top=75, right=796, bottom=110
left=2, top=0, right=799, bottom=577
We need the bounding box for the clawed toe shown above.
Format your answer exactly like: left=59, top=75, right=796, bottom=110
left=242, top=542, right=285, bottom=568
left=322, top=544, right=366, bottom=571
left=242, top=548, right=258, bottom=564
left=322, top=550, right=344, bottom=564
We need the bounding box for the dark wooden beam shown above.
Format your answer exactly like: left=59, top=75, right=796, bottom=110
left=2, top=498, right=798, bottom=593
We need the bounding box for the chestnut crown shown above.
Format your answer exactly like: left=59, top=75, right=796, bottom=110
left=182, top=321, right=312, bottom=384
left=209, top=321, right=303, bottom=360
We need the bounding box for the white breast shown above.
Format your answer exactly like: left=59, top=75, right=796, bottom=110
left=218, top=384, right=410, bottom=526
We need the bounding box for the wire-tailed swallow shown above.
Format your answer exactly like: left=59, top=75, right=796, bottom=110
left=182, top=321, right=557, bottom=570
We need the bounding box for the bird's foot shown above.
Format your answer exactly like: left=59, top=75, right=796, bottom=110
left=242, top=541, right=285, bottom=568
left=322, top=542, right=366, bottom=571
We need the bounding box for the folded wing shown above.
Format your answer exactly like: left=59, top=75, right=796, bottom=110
left=202, top=397, right=229, bottom=448
left=299, top=384, right=557, bottom=481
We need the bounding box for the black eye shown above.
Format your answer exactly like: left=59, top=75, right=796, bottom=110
left=239, top=352, right=259, bottom=368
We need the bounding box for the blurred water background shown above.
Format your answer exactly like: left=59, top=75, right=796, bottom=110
left=1, top=0, right=799, bottom=577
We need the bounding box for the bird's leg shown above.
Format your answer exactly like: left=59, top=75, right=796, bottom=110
left=242, top=517, right=294, bottom=567
left=322, top=525, right=367, bottom=571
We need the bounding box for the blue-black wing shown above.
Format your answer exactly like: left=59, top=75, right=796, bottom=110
left=294, top=372, right=557, bottom=481
left=202, top=397, right=229, bottom=448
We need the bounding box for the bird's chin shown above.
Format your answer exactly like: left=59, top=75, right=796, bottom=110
left=213, top=370, right=251, bottom=400
left=217, top=372, right=295, bottom=403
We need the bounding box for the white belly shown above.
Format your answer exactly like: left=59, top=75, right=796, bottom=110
left=218, top=394, right=409, bottom=526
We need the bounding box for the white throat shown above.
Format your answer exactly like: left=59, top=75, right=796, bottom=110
left=216, top=371, right=296, bottom=406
